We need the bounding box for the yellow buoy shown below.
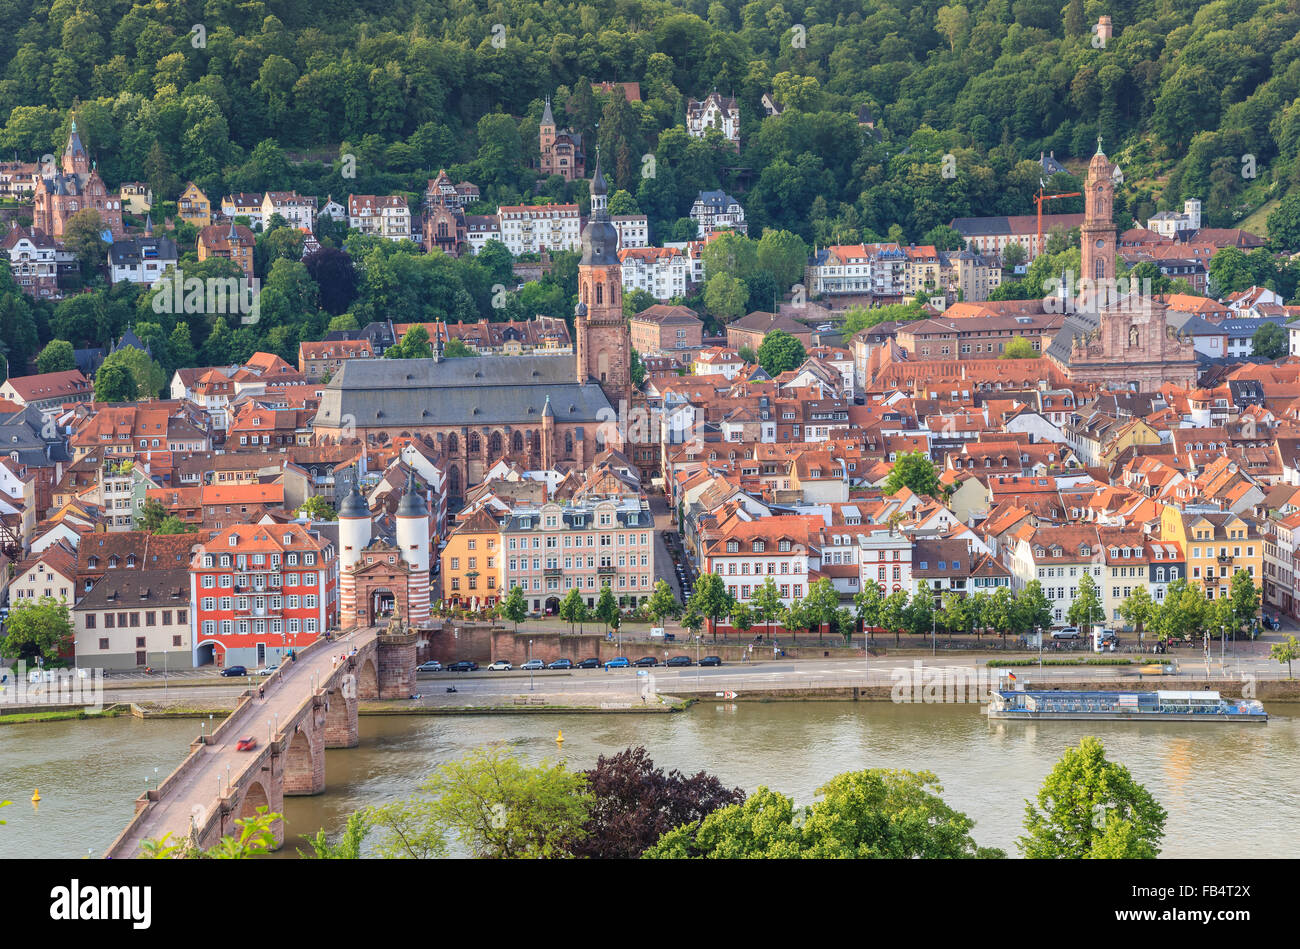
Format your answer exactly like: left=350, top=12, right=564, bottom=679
left=556, top=729, right=564, bottom=744
left=31, top=789, right=40, bottom=802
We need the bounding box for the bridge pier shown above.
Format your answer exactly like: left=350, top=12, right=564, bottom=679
left=283, top=716, right=326, bottom=796
left=377, top=629, right=418, bottom=698
left=323, top=687, right=359, bottom=748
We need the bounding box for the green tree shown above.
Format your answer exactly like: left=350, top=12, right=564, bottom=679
left=1266, top=192, right=1300, bottom=253
left=689, top=572, right=735, bottom=642
left=442, top=338, right=479, bottom=358
left=155, top=516, right=196, bottom=535
left=1020, top=737, right=1168, bottom=859
left=751, top=577, right=783, bottom=640
left=731, top=602, right=754, bottom=637
left=501, top=585, right=527, bottom=633
left=136, top=498, right=168, bottom=532
left=1118, top=586, right=1155, bottom=647
left=385, top=324, right=434, bottom=359
left=2, top=596, right=72, bottom=664
left=854, top=581, right=883, bottom=642
left=297, top=496, right=337, bottom=521
left=1014, top=580, right=1055, bottom=639
left=92, top=363, right=137, bottom=403
left=1270, top=634, right=1299, bottom=678
left=595, top=586, right=619, bottom=635
left=880, top=590, right=910, bottom=647
left=646, top=580, right=681, bottom=627
left=1000, top=336, right=1037, bottom=359
left=703, top=272, right=748, bottom=323
left=1251, top=322, right=1288, bottom=361
left=647, top=769, right=1002, bottom=859
left=680, top=604, right=704, bottom=639
left=62, top=209, right=108, bottom=274
left=559, top=587, right=585, bottom=634
left=883, top=451, right=941, bottom=498
left=755, top=229, right=810, bottom=291
left=97, top=346, right=166, bottom=400
left=756, top=329, right=806, bottom=375
left=302, top=812, right=368, bottom=859
left=939, top=591, right=975, bottom=642
left=36, top=340, right=76, bottom=374
left=630, top=349, right=646, bottom=387
left=1067, top=571, right=1104, bottom=634
left=906, top=588, right=935, bottom=640
left=804, top=576, right=841, bottom=644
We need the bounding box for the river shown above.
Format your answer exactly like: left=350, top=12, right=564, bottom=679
left=1, top=703, right=1296, bottom=859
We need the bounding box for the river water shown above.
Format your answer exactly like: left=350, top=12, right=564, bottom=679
left=2, top=703, right=1297, bottom=859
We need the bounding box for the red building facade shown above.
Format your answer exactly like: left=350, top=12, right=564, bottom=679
left=190, top=524, right=338, bottom=669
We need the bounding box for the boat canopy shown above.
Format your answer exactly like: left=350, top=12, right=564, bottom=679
left=1156, top=691, right=1221, bottom=701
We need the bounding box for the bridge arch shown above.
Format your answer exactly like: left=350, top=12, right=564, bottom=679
left=356, top=656, right=379, bottom=700
left=235, top=778, right=284, bottom=850
left=284, top=724, right=324, bottom=795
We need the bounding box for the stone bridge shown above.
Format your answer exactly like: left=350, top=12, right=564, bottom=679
left=105, top=622, right=417, bottom=858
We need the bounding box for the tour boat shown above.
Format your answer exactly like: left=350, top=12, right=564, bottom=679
left=986, top=689, right=1267, bottom=723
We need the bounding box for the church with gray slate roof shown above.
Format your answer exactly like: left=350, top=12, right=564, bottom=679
left=313, top=158, right=631, bottom=501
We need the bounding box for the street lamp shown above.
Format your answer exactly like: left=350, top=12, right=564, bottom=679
left=528, top=639, right=534, bottom=692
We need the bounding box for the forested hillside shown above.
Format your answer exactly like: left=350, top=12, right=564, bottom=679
left=3, top=0, right=1300, bottom=244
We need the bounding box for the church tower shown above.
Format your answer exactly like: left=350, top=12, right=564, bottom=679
left=1081, top=139, right=1116, bottom=290
left=539, top=97, right=556, bottom=177
left=575, top=152, right=631, bottom=407
left=63, top=116, right=89, bottom=176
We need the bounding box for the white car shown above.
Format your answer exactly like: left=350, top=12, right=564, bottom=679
left=255, top=665, right=280, bottom=676
left=417, top=660, right=443, bottom=673
left=486, top=660, right=513, bottom=671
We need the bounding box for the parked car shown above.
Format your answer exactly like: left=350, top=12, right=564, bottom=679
left=576, top=658, right=601, bottom=669
left=699, top=656, right=723, bottom=666
left=666, top=655, right=693, bottom=667
left=1051, top=627, right=1080, bottom=640
left=547, top=658, right=574, bottom=670
left=220, top=665, right=248, bottom=677
left=487, top=660, right=513, bottom=671
left=417, top=660, right=443, bottom=673
left=520, top=659, right=544, bottom=670
left=604, top=657, right=630, bottom=669
left=254, top=665, right=279, bottom=676
left=633, top=656, right=658, bottom=667
left=447, top=660, right=479, bottom=672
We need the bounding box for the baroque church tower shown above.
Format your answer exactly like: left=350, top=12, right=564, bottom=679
left=575, top=153, right=631, bottom=409
left=1080, top=139, right=1116, bottom=289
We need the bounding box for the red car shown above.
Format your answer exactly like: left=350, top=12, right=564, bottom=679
left=235, top=736, right=258, bottom=751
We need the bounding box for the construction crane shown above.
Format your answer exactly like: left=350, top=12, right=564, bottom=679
left=1035, top=184, right=1081, bottom=260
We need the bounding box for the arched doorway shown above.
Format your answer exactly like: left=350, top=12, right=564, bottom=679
left=371, top=588, right=395, bottom=618
left=544, top=596, right=560, bottom=616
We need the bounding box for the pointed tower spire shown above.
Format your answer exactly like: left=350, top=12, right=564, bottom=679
left=144, top=213, right=153, bottom=237
left=541, top=95, right=554, bottom=127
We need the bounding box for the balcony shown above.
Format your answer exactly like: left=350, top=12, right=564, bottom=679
left=543, top=567, right=562, bottom=577
left=597, top=565, right=617, bottom=575
left=1217, top=554, right=1234, bottom=565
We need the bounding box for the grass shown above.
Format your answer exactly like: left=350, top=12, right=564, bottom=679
left=0, top=706, right=125, bottom=725
left=987, top=658, right=1136, bottom=667
left=1239, top=198, right=1278, bottom=238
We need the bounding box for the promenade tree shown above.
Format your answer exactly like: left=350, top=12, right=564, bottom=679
left=645, top=580, right=680, bottom=628
left=1271, top=635, right=1299, bottom=678
left=1014, top=581, right=1054, bottom=639
left=939, top=591, right=975, bottom=645
left=1067, top=571, right=1104, bottom=634
left=834, top=608, right=857, bottom=645
left=1229, top=569, right=1260, bottom=637
left=501, top=585, right=527, bottom=633
left=731, top=603, right=754, bottom=638
left=804, top=577, right=841, bottom=644
left=854, top=580, right=883, bottom=643
left=595, top=586, right=619, bottom=635
left=572, top=747, right=744, bottom=859
left=986, top=587, right=1016, bottom=647
left=689, top=573, right=734, bottom=642
left=1019, top=737, right=1168, bottom=859
left=647, top=769, right=1003, bottom=859
left=779, top=597, right=815, bottom=643
left=906, top=589, right=934, bottom=641
left=1118, top=586, right=1155, bottom=648
left=680, top=605, right=704, bottom=641
left=880, top=590, right=910, bottom=647
left=968, top=591, right=989, bottom=641
left=751, top=578, right=783, bottom=640
left=559, top=588, right=585, bottom=634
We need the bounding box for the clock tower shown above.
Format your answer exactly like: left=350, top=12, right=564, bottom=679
left=574, top=152, right=631, bottom=408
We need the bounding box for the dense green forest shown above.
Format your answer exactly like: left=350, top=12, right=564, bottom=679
left=5, top=0, right=1300, bottom=379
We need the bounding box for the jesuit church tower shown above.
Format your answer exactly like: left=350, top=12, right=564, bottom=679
left=575, top=153, right=632, bottom=409
left=1081, top=139, right=1116, bottom=288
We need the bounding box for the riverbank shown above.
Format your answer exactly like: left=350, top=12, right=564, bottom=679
left=0, top=704, right=127, bottom=725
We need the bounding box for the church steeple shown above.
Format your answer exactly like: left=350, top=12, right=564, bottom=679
left=1081, top=141, right=1116, bottom=296
left=574, top=157, right=631, bottom=420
